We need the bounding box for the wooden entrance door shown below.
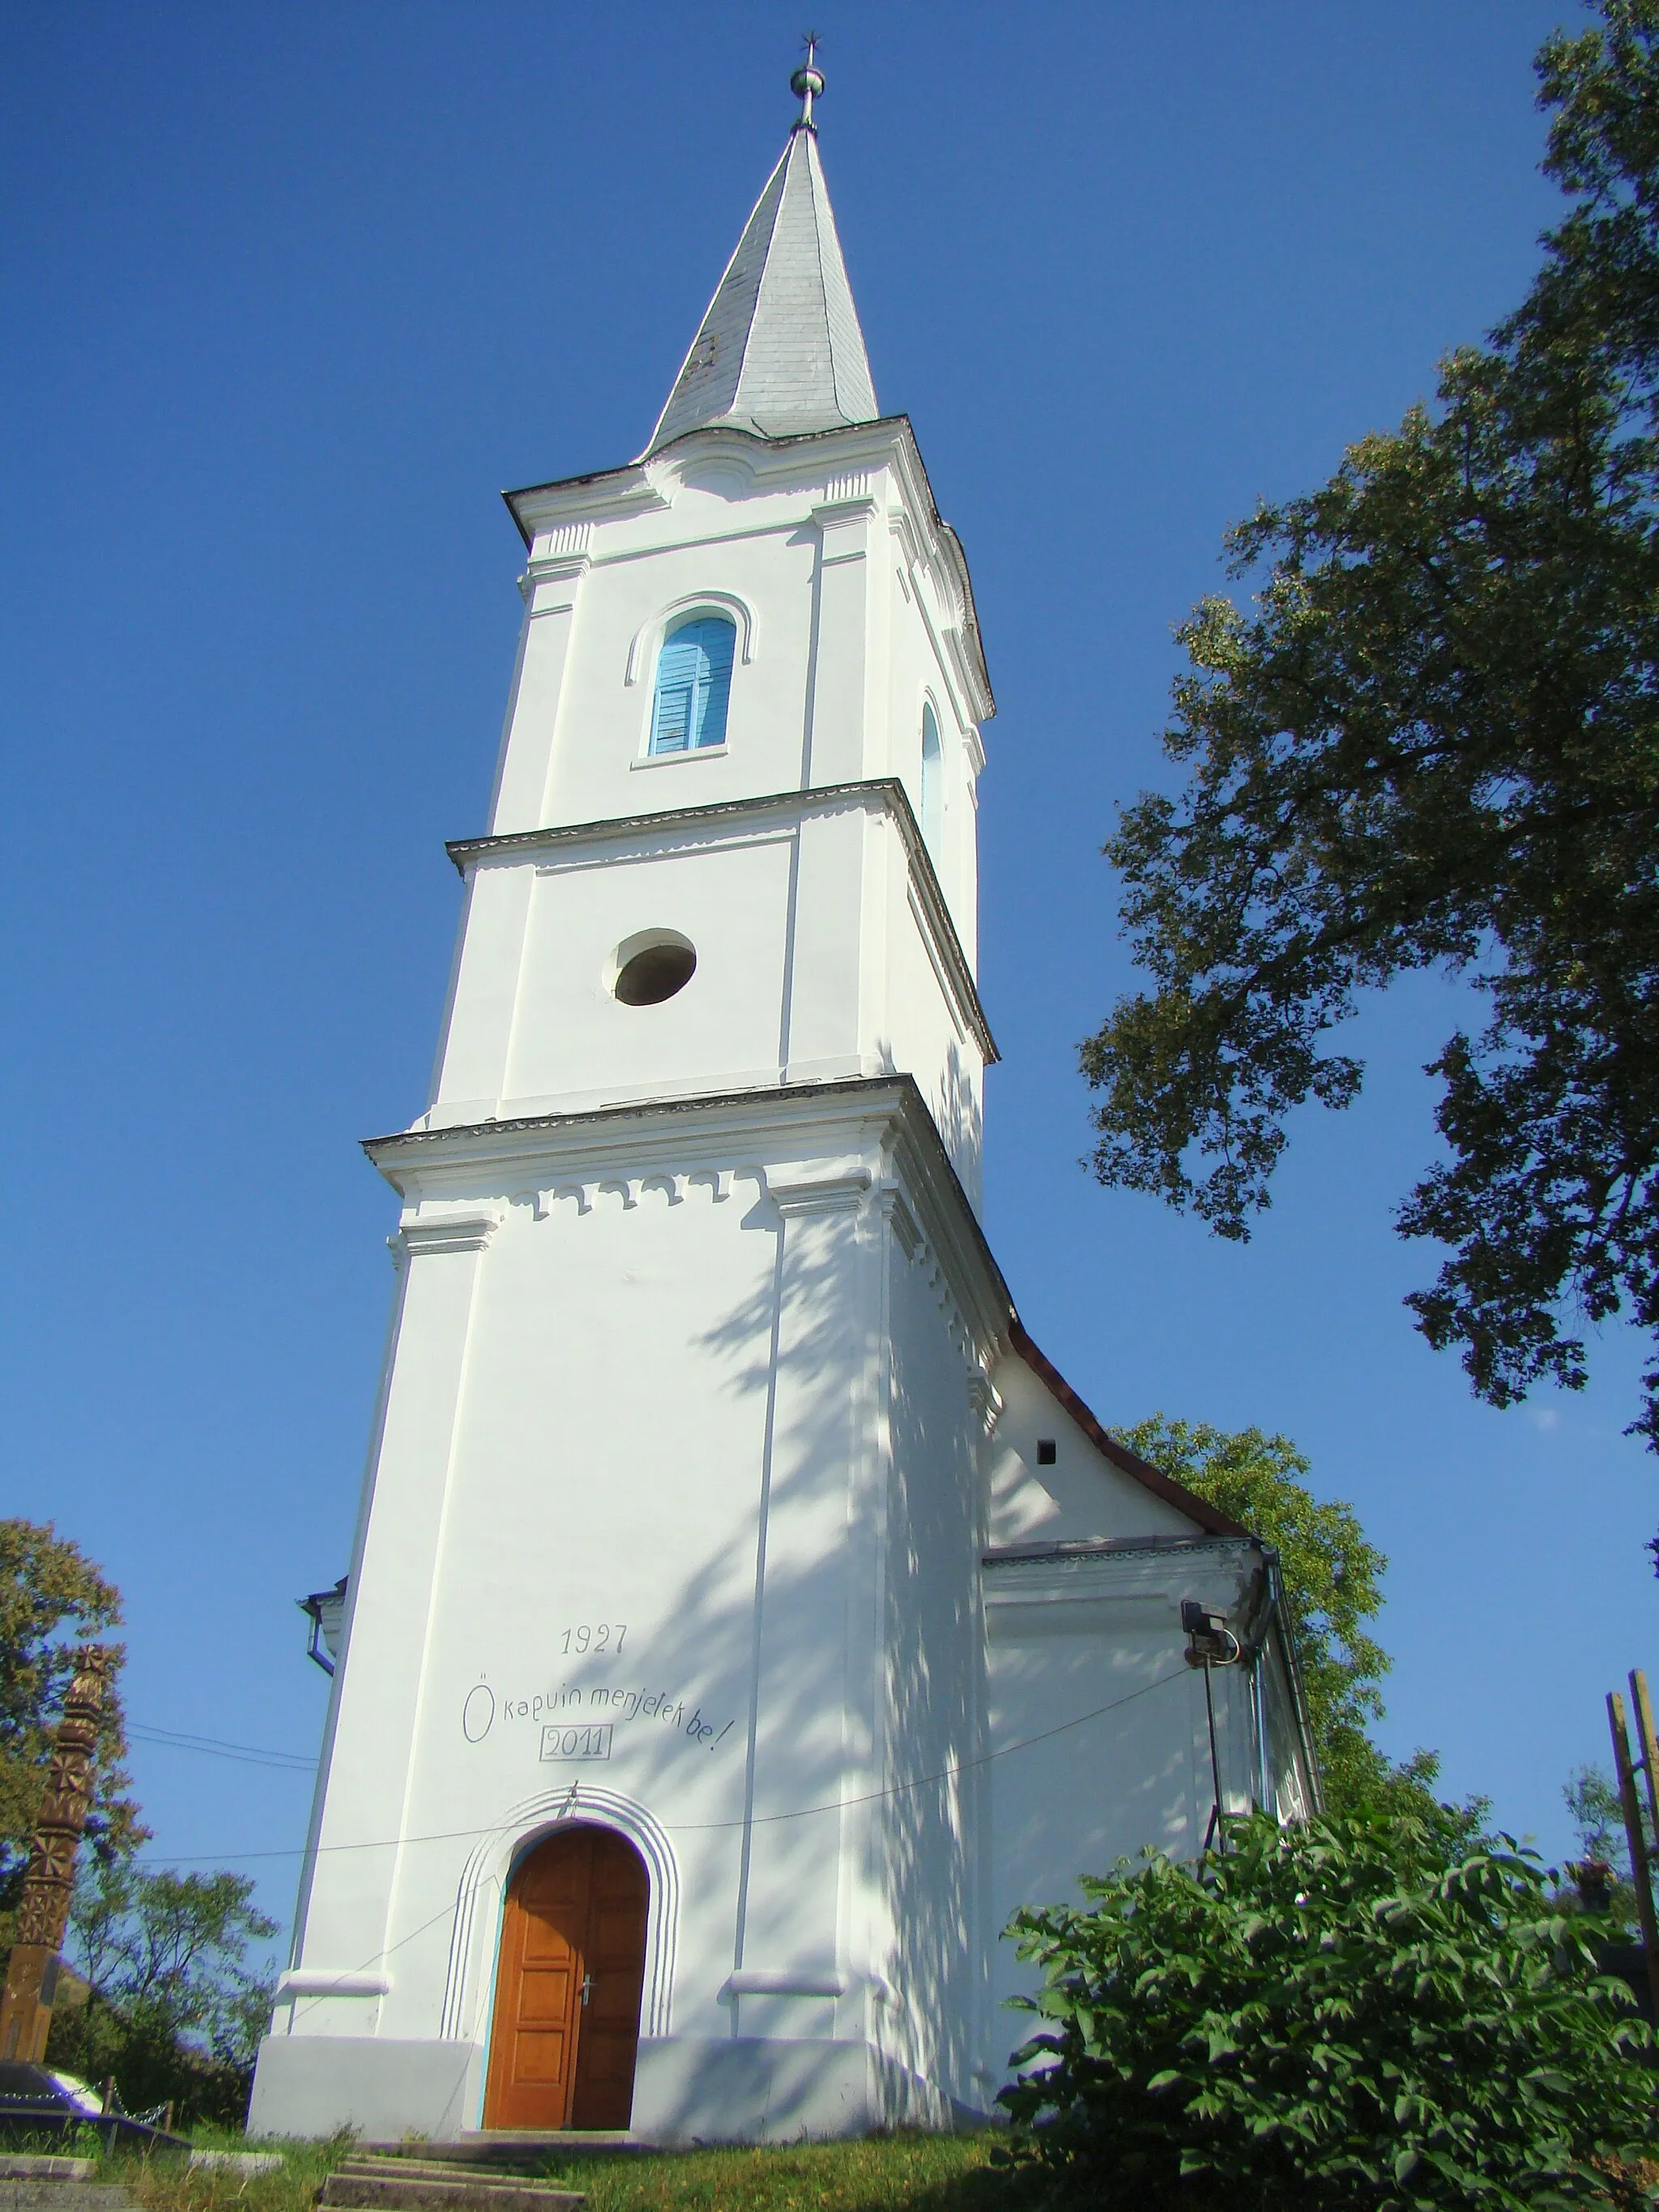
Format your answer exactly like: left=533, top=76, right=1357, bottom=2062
left=484, top=1825, right=649, bottom=2130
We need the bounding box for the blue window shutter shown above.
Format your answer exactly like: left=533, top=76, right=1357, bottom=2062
left=650, top=632, right=699, bottom=753
left=691, top=618, right=734, bottom=748
left=650, top=616, right=736, bottom=755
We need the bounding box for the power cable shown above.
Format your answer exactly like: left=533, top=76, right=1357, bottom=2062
left=129, top=1723, right=316, bottom=1773
left=283, top=1896, right=467, bottom=2031
left=138, top=1664, right=1192, bottom=1869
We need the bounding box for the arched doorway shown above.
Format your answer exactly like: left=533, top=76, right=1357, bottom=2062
left=483, top=1824, right=649, bottom=2130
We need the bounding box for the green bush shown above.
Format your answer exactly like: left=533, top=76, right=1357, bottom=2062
left=999, top=1809, right=1657, bottom=2211
left=45, top=1862, right=276, bottom=2129
left=47, top=1991, right=257, bottom=2129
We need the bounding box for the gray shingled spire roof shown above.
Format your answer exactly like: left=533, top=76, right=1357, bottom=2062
left=642, top=125, right=878, bottom=457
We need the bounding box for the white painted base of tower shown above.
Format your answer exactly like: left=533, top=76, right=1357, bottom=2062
left=245, top=2032, right=984, bottom=2145
left=247, top=2035, right=480, bottom=2143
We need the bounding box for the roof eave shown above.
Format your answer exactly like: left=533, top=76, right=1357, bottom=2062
left=501, top=458, right=651, bottom=547
left=1006, top=1322, right=1252, bottom=1540
left=500, top=416, right=903, bottom=544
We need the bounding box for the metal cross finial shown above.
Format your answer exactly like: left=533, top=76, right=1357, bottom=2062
left=790, top=32, right=824, bottom=130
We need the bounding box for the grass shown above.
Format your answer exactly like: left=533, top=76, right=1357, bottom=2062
left=58, top=2127, right=1035, bottom=2212
left=526, top=2134, right=1027, bottom=2212
left=22, top=2129, right=342, bottom=2212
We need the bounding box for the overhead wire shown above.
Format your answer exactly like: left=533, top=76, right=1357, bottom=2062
left=128, top=1723, right=316, bottom=1773
left=138, top=1663, right=1193, bottom=1870
left=282, top=1895, right=468, bottom=2032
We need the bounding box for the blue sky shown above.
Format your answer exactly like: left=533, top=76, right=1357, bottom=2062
left=4, top=1, right=1644, bottom=1953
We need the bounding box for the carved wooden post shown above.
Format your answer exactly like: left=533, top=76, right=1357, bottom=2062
left=0, top=1648, right=109, bottom=2062
left=1609, top=1686, right=1659, bottom=2022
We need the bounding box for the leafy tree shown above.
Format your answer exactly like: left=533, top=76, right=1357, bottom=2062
left=67, top=1863, right=278, bottom=2061
left=1113, top=1415, right=1481, bottom=1831
left=1000, top=1808, right=1655, bottom=2212
left=47, top=1862, right=278, bottom=2127
left=1559, top=1761, right=1648, bottom=1933
left=1081, top=1, right=1659, bottom=1462
left=1567, top=1762, right=1638, bottom=1868
left=0, top=1519, right=144, bottom=1943
left=1, top=1519, right=280, bottom=2125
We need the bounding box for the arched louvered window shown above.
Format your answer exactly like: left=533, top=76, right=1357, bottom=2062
left=920, top=701, right=943, bottom=853
left=649, top=615, right=736, bottom=755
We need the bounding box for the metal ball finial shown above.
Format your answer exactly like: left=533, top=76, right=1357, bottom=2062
left=791, top=32, right=824, bottom=128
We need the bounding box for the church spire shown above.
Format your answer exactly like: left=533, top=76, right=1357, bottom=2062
left=640, top=53, right=878, bottom=457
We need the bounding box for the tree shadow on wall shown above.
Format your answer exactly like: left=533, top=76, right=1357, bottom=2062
left=938, top=1041, right=983, bottom=1204
left=417, top=1143, right=1026, bottom=2132
left=676, top=1165, right=996, bottom=2112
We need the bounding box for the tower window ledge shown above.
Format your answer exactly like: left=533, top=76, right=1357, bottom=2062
left=631, top=745, right=728, bottom=771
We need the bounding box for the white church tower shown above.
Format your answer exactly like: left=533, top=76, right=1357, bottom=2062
left=251, top=60, right=1316, bottom=2147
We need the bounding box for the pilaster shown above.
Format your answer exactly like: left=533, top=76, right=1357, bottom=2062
left=804, top=492, right=876, bottom=786
left=488, top=531, right=592, bottom=836
left=289, top=1213, right=497, bottom=2024
left=427, top=862, right=535, bottom=1123
left=730, top=1161, right=873, bottom=2034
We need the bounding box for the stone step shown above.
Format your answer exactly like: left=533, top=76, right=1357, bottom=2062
left=355, top=2139, right=633, bottom=2165
left=335, top=2165, right=580, bottom=2191
left=0, top=2161, right=97, bottom=2182
left=320, top=2172, right=583, bottom=2212
left=0, top=2189, right=135, bottom=2212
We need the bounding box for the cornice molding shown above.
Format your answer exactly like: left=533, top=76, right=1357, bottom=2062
left=811, top=493, right=878, bottom=535
left=388, top=1214, right=498, bottom=1264
left=276, top=1970, right=392, bottom=1999
left=879, top=1097, right=1011, bottom=1358
left=982, top=1534, right=1262, bottom=1569
left=444, top=778, right=997, bottom=1065
left=719, top=1969, right=848, bottom=2001
left=766, top=1166, right=872, bottom=1217
left=966, top=1368, right=1003, bottom=1437
left=365, top=1073, right=1017, bottom=1346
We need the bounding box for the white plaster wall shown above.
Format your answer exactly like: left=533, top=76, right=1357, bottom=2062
left=864, top=810, right=983, bottom=1204
left=403, top=1168, right=788, bottom=2029
left=432, top=825, right=816, bottom=1125
left=424, top=798, right=985, bottom=1213
left=975, top=1360, right=1296, bottom=2069
left=883, top=545, right=979, bottom=961
left=505, top=837, right=793, bottom=1104
left=986, top=1354, right=1199, bottom=1550
left=982, top=1546, right=1266, bottom=2048
left=275, top=1221, right=488, bottom=2045
left=781, top=805, right=867, bottom=1079
left=535, top=490, right=820, bottom=829
left=486, top=427, right=984, bottom=948
left=272, top=1089, right=998, bottom=2134
left=290, top=1159, right=791, bottom=2063
left=262, top=1078, right=1313, bottom=2137
left=427, top=867, right=531, bottom=1124
left=876, top=1221, right=989, bottom=2112
left=424, top=420, right=993, bottom=1189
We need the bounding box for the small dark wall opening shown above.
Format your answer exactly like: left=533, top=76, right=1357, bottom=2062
left=615, top=940, right=696, bottom=1005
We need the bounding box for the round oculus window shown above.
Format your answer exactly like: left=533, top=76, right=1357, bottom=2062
left=612, top=931, right=697, bottom=1006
